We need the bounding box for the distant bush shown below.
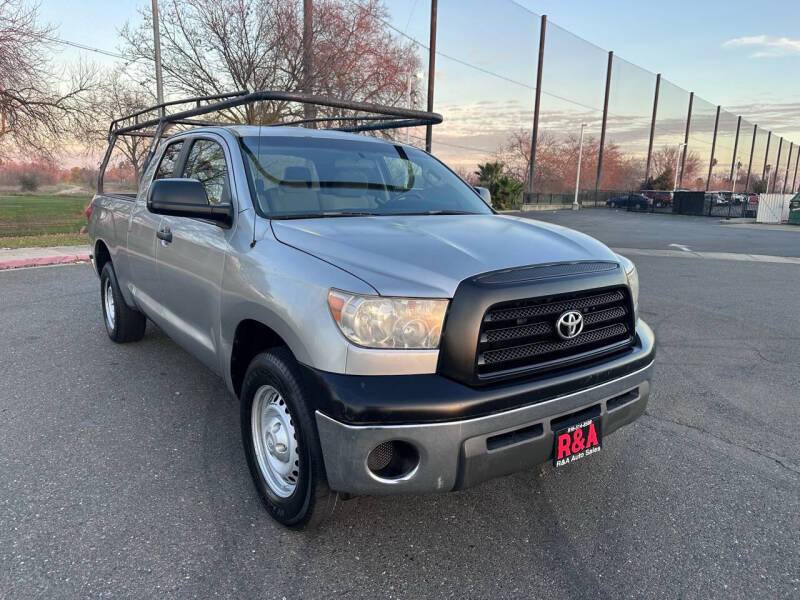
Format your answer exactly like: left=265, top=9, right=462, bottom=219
left=19, top=175, right=40, bottom=192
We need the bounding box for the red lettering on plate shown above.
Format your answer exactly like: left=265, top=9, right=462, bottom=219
left=585, top=423, right=599, bottom=449
left=556, top=433, right=571, bottom=459
left=571, top=428, right=585, bottom=453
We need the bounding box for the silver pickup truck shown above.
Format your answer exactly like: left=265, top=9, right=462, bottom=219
left=88, top=93, right=654, bottom=529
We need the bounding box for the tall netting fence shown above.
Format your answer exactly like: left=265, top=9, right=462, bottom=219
left=375, top=0, right=800, bottom=208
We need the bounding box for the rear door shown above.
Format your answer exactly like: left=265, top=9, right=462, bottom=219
left=154, top=135, right=235, bottom=373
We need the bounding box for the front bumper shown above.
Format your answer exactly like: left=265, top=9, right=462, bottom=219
left=314, top=321, right=655, bottom=495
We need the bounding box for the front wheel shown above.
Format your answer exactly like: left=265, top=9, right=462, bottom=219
left=240, top=348, right=338, bottom=529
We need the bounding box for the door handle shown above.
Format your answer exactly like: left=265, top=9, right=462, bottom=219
left=156, top=229, right=172, bottom=243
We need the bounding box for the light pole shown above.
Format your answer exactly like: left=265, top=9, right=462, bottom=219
left=731, top=160, right=741, bottom=195
left=151, top=0, right=164, bottom=113
left=673, top=142, right=687, bottom=192
left=406, top=71, right=424, bottom=143
left=573, top=123, right=587, bottom=210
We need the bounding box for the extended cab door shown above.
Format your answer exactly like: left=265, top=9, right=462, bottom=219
left=126, top=139, right=184, bottom=310
left=153, top=135, right=234, bottom=373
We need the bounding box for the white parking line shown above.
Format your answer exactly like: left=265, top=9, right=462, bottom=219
left=614, top=247, right=800, bottom=264
left=668, top=243, right=692, bottom=252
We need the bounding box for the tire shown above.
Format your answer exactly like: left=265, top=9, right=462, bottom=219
left=100, top=263, right=146, bottom=343
left=609, top=201, right=616, bottom=208
left=240, top=348, right=338, bottom=529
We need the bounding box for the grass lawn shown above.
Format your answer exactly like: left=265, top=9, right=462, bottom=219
left=0, top=194, right=91, bottom=248
left=0, top=232, right=89, bottom=249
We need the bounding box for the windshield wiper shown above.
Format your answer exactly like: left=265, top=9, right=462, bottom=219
left=271, top=212, right=382, bottom=220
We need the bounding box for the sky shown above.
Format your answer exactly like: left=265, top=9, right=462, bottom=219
left=36, top=0, right=800, bottom=171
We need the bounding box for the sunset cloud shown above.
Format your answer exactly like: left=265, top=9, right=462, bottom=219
left=722, top=35, right=800, bottom=57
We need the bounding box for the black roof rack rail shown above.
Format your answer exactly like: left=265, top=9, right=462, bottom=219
left=98, top=90, right=442, bottom=194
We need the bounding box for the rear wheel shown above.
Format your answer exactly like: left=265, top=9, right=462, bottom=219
left=240, top=348, right=338, bottom=529
left=100, top=263, right=146, bottom=343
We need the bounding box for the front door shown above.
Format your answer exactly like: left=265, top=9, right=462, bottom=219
left=126, top=139, right=185, bottom=311
left=154, top=136, right=234, bottom=373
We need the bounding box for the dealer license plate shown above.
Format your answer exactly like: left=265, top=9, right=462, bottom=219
left=553, top=417, right=602, bottom=468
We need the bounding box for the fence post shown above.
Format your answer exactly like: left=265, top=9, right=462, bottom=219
left=595, top=50, right=613, bottom=200
left=792, top=147, right=800, bottom=194
left=730, top=115, right=741, bottom=182
left=744, top=124, right=757, bottom=193
left=527, top=14, right=547, bottom=195
left=644, top=73, right=661, bottom=185
left=771, top=138, right=782, bottom=193
left=424, top=0, right=437, bottom=152
left=679, top=92, right=693, bottom=188
left=782, top=142, right=792, bottom=194
left=706, top=105, right=720, bottom=191
left=762, top=131, right=771, bottom=182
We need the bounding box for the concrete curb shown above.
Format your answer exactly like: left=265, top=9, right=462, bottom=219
left=0, top=244, right=92, bottom=271
left=0, top=253, right=91, bottom=270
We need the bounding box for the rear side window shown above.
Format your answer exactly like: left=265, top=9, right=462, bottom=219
left=182, top=139, right=229, bottom=205
left=154, top=141, right=184, bottom=180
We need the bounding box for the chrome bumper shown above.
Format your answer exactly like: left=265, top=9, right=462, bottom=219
left=315, top=360, right=653, bottom=495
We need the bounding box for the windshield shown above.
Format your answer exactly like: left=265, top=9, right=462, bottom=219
left=239, top=135, right=493, bottom=219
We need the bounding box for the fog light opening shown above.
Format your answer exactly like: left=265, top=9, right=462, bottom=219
left=366, top=440, right=419, bottom=480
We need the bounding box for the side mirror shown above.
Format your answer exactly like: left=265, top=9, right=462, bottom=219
left=474, top=185, right=492, bottom=207
left=147, top=178, right=234, bottom=227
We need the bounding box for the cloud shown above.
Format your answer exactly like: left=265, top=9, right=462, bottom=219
left=722, top=35, right=800, bottom=57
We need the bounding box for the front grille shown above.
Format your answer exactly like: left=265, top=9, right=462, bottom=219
left=477, top=287, right=634, bottom=380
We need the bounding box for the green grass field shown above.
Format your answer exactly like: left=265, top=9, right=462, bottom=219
left=0, top=194, right=91, bottom=248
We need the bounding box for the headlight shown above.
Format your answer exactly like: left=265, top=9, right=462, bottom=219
left=617, top=255, right=639, bottom=321
left=327, top=290, right=448, bottom=349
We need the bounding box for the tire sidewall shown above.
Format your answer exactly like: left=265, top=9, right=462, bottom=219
left=240, top=351, right=319, bottom=527
left=100, top=264, right=119, bottom=340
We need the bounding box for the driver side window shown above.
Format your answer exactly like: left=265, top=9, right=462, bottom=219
left=182, top=139, right=230, bottom=205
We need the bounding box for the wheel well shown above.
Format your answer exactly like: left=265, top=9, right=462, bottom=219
left=230, top=320, right=288, bottom=397
left=94, top=240, right=111, bottom=274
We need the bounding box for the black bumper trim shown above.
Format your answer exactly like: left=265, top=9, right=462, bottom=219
left=301, top=321, right=655, bottom=426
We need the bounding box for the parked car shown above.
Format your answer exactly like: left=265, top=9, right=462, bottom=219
left=88, top=92, right=655, bottom=529
left=606, top=194, right=652, bottom=209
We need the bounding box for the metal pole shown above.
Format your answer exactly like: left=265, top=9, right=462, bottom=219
left=595, top=50, right=613, bottom=197
left=303, top=0, right=315, bottom=126
left=679, top=92, right=693, bottom=188
left=731, top=161, right=740, bottom=195
left=673, top=143, right=686, bottom=192
left=729, top=115, right=741, bottom=182
left=771, top=137, right=782, bottom=193
left=744, top=124, right=756, bottom=193
left=644, top=73, right=660, bottom=185
left=527, top=14, right=547, bottom=194
left=151, top=0, right=164, bottom=113
left=425, top=0, right=437, bottom=152
left=793, top=146, right=800, bottom=194
left=782, top=142, right=792, bottom=194
left=762, top=131, right=771, bottom=181
left=706, top=105, right=720, bottom=191
left=574, top=123, right=586, bottom=210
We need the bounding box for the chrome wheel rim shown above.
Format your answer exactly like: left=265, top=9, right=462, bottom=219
left=251, top=385, right=300, bottom=498
left=104, top=280, right=115, bottom=331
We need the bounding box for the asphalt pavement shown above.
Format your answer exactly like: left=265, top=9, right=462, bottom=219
left=1, top=213, right=798, bottom=599
left=513, top=208, right=800, bottom=257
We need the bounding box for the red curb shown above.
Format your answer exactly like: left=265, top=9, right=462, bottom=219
left=0, top=254, right=90, bottom=270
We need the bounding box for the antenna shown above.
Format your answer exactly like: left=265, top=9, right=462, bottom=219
left=250, top=103, right=262, bottom=249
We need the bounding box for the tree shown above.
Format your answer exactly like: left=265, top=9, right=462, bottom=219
left=0, top=0, right=93, bottom=159
left=649, top=145, right=701, bottom=189
left=120, top=0, right=422, bottom=123
left=751, top=178, right=767, bottom=194
left=642, top=167, right=674, bottom=191
left=79, top=69, right=155, bottom=184
left=475, top=161, right=523, bottom=209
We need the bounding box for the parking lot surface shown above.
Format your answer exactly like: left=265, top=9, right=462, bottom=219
left=1, top=213, right=798, bottom=599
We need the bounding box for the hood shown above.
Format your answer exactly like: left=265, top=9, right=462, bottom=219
left=271, top=214, right=619, bottom=297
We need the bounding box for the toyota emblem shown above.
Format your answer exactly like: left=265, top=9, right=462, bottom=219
left=556, top=310, right=584, bottom=340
